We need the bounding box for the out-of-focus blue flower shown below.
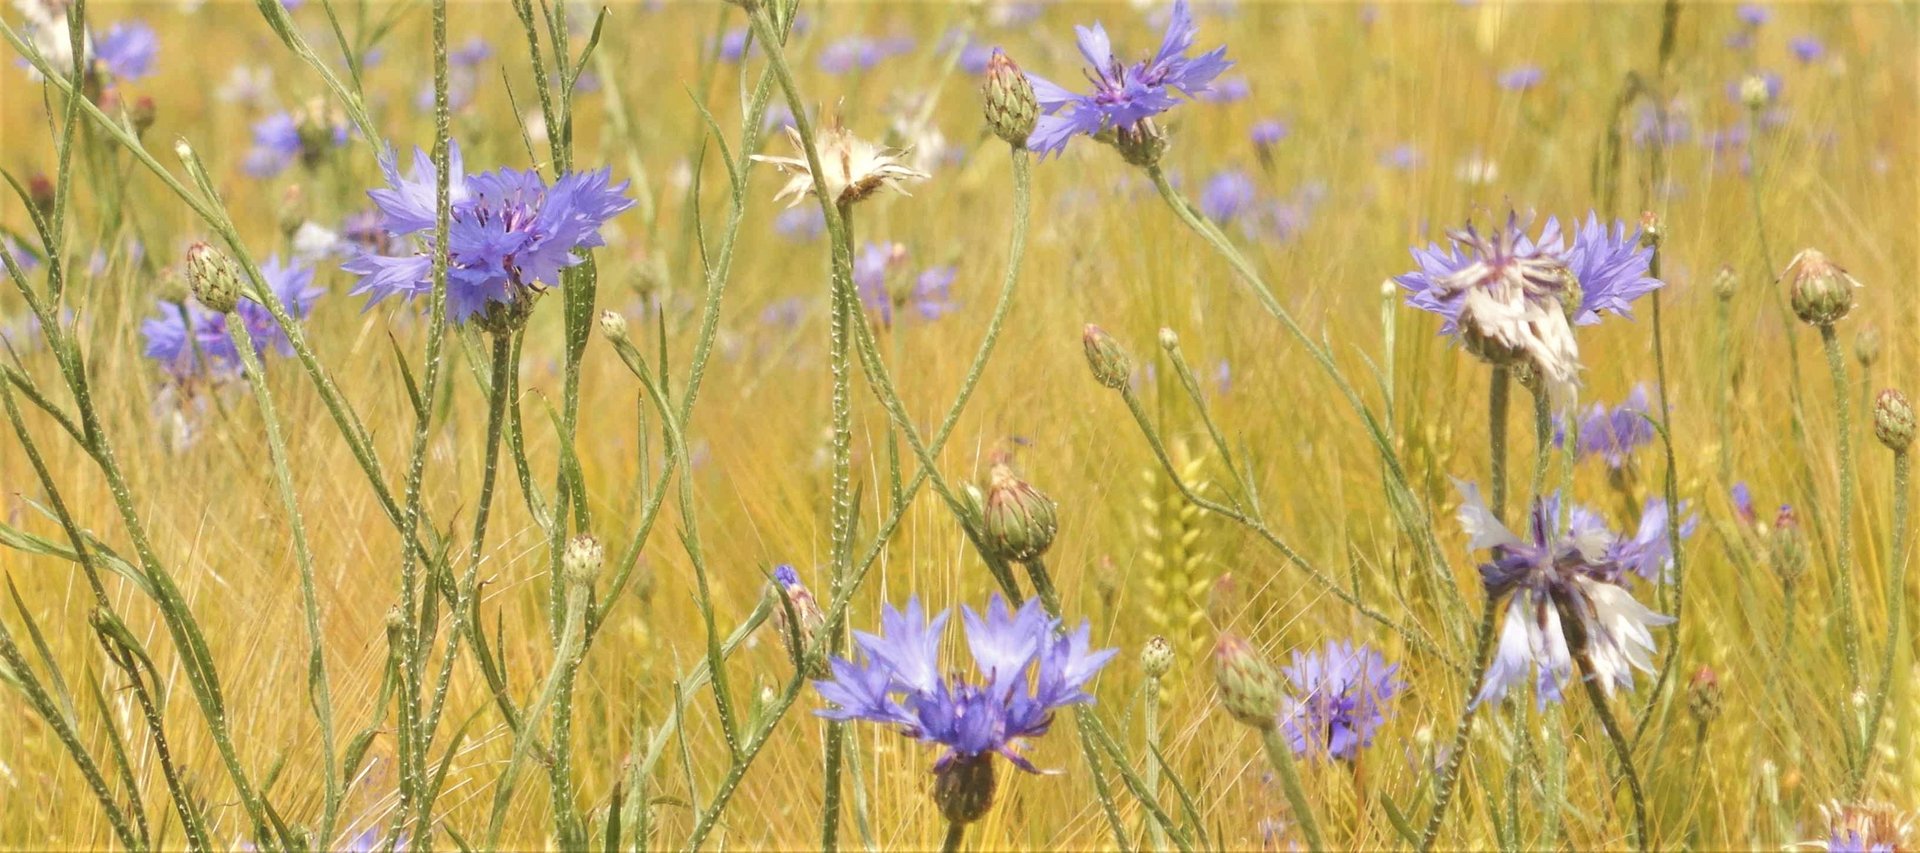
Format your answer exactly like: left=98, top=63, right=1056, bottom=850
left=852, top=242, right=957, bottom=327
left=1025, top=0, right=1232, bottom=158
left=1731, top=482, right=1756, bottom=526
left=1199, top=75, right=1251, bottom=103
left=1278, top=640, right=1403, bottom=762
left=1790, top=34, right=1826, bottom=64
left=1250, top=118, right=1289, bottom=150
left=1380, top=143, right=1422, bottom=170
left=1735, top=3, right=1770, bottom=26
left=342, top=142, right=634, bottom=324
left=1498, top=64, right=1543, bottom=91
left=1728, top=71, right=1783, bottom=104
left=1632, top=100, right=1693, bottom=147
left=718, top=27, right=751, bottom=63
left=451, top=36, right=493, bottom=67
left=141, top=255, right=323, bottom=379
left=244, top=109, right=350, bottom=178
left=1453, top=482, right=1674, bottom=708
left=812, top=594, right=1116, bottom=773
left=1199, top=169, right=1258, bottom=223
left=93, top=21, right=157, bottom=80
left=1609, top=497, right=1698, bottom=583
left=1562, top=384, right=1657, bottom=468
left=774, top=206, right=824, bottom=243
left=818, top=35, right=915, bottom=74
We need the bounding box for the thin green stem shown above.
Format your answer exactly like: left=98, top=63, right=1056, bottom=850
left=1821, top=325, right=1862, bottom=689
left=1579, top=653, right=1650, bottom=853
left=1419, top=598, right=1500, bottom=851
left=1259, top=727, right=1327, bottom=851
left=1855, top=449, right=1909, bottom=798
left=1490, top=366, right=1511, bottom=522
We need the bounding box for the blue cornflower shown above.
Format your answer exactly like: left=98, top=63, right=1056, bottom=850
left=1731, top=482, right=1757, bottom=527
left=141, top=255, right=323, bottom=379
left=813, top=594, right=1115, bottom=775
left=1454, top=481, right=1674, bottom=707
left=1250, top=118, right=1289, bottom=150
left=1632, top=99, right=1693, bottom=147
left=450, top=36, right=492, bottom=68
left=1497, top=64, right=1543, bottom=91
left=93, top=21, right=157, bottom=80
left=342, top=142, right=634, bottom=324
left=1380, top=143, right=1423, bottom=170
left=1609, top=497, right=1698, bottom=584
left=1278, top=640, right=1404, bottom=762
left=1735, top=3, right=1770, bottom=26
left=852, top=242, right=957, bottom=327
left=1025, top=0, right=1232, bottom=158
left=1199, top=75, right=1251, bottom=103
left=718, top=27, right=751, bottom=63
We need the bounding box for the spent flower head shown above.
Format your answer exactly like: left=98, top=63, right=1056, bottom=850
left=751, top=117, right=927, bottom=208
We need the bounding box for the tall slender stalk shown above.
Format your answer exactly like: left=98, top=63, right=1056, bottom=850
left=1855, top=447, right=1909, bottom=797
left=1579, top=652, right=1650, bottom=853
left=1820, top=325, right=1862, bottom=689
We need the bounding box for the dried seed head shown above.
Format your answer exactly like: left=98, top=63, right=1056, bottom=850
left=1082, top=325, right=1133, bottom=390
left=1874, top=389, right=1914, bottom=452
left=184, top=242, right=241, bottom=314
left=1141, top=635, right=1175, bottom=680
left=1212, top=633, right=1281, bottom=730
left=563, top=534, right=605, bottom=588
left=980, top=463, right=1058, bottom=563
left=1785, top=249, right=1860, bottom=327
left=981, top=49, right=1038, bottom=148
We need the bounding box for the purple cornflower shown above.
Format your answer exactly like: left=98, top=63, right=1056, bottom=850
left=1395, top=212, right=1662, bottom=402
left=342, top=143, right=634, bottom=324
left=93, top=21, right=157, bottom=81
left=1735, top=3, right=1770, bottom=27
left=817, top=35, right=914, bottom=74
left=1380, top=143, right=1423, bottom=170
left=141, top=255, right=323, bottom=380
left=1199, top=169, right=1259, bottom=223
left=451, top=36, right=493, bottom=68
left=1025, top=0, right=1232, bottom=158
left=718, top=27, right=750, bottom=63
left=852, top=242, right=955, bottom=326
left=812, top=595, right=1115, bottom=775
left=912, top=267, right=958, bottom=321
left=1497, top=64, right=1543, bottom=92
left=1731, top=482, right=1756, bottom=526
left=1790, top=34, right=1826, bottom=64
left=1632, top=100, right=1693, bottom=147
left=1454, top=481, right=1673, bottom=707
left=1278, top=640, right=1404, bottom=762
left=1563, top=384, right=1657, bottom=468
left=244, top=108, right=350, bottom=178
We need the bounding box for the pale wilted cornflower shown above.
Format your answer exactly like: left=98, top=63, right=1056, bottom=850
left=1453, top=480, right=1674, bottom=707
left=750, top=117, right=927, bottom=208
left=1818, top=800, right=1913, bottom=853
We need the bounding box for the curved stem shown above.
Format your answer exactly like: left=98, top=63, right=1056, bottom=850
left=1580, top=655, right=1650, bottom=853
left=1855, top=449, right=1909, bottom=798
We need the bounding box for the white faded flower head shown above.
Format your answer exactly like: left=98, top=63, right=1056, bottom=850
left=751, top=118, right=928, bottom=208
left=14, top=0, right=91, bottom=78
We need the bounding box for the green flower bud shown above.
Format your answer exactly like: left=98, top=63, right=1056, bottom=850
left=932, top=753, right=997, bottom=825
left=1141, top=635, right=1175, bottom=680
left=1874, top=389, right=1914, bottom=452
left=600, top=310, right=630, bottom=345
left=1082, top=325, right=1132, bottom=390
left=1687, top=665, right=1721, bottom=726
left=1109, top=119, right=1168, bottom=169
left=1855, top=324, right=1882, bottom=370
left=980, top=463, right=1057, bottom=564
left=185, top=242, right=241, bottom=314
left=1712, top=264, right=1738, bottom=301
left=981, top=49, right=1038, bottom=148
left=1785, top=249, right=1859, bottom=327
left=1211, top=633, right=1281, bottom=730
left=563, top=533, right=605, bottom=588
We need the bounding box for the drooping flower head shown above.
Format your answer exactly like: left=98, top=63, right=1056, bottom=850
left=812, top=595, right=1116, bottom=780
left=1024, top=0, right=1232, bottom=158
left=141, top=255, right=323, bottom=380
left=1278, top=640, right=1404, bottom=762
left=1453, top=480, right=1674, bottom=707
left=750, top=117, right=927, bottom=208
left=1395, top=212, right=1663, bottom=404
left=342, top=142, right=634, bottom=326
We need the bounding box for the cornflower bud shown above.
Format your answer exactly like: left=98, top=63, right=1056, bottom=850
left=1082, top=325, right=1132, bottom=390
left=27, top=173, right=55, bottom=218
left=981, top=49, right=1038, bottom=148
left=129, top=95, right=156, bottom=136
left=1712, top=264, right=1738, bottom=302
left=1212, top=633, right=1281, bottom=730
left=1687, top=665, right=1722, bottom=725
left=1785, top=249, right=1860, bottom=327
left=1855, top=324, right=1882, bottom=370
left=980, top=463, right=1058, bottom=563
left=185, top=242, right=241, bottom=314
left=1141, top=635, right=1175, bottom=680
left=1771, top=505, right=1807, bottom=585
left=1874, top=389, right=1914, bottom=452
left=600, top=310, right=630, bottom=345
left=563, top=534, right=605, bottom=588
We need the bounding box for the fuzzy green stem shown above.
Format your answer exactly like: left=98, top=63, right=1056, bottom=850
left=1854, top=449, right=1909, bottom=798
left=1143, top=676, right=1168, bottom=853
left=1490, top=367, right=1511, bottom=522
left=1419, top=597, right=1500, bottom=851
left=1580, top=653, right=1651, bottom=853
left=1821, top=325, right=1862, bottom=689
left=1259, top=727, right=1327, bottom=852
